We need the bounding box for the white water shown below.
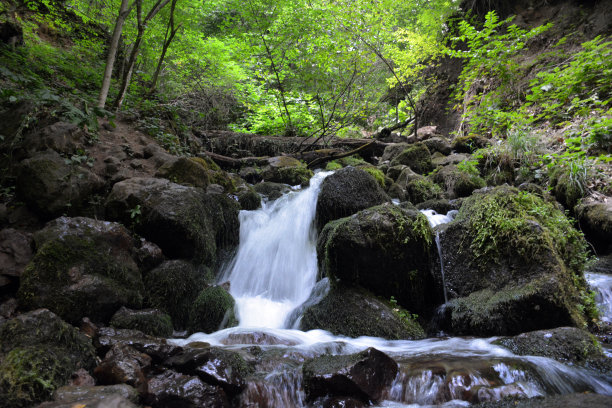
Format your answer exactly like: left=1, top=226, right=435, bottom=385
left=219, top=171, right=332, bottom=328
left=586, top=272, right=612, bottom=323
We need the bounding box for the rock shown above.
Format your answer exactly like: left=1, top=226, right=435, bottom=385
left=110, top=307, right=173, bottom=337
left=145, top=369, right=229, bottom=408
left=432, top=152, right=471, bottom=167
left=386, top=165, right=409, bottom=182
left=451, top=135, right=490, bottom=153
left=381, top=143, right=410, bottom=163
left=416, top=198, right=462, bottom=214
left=432, top=164, right=485, bottom=198
left=144, top=260, right=208, bottom=330
left=315, top=167, right=389, bottom=230
left=42, top=384, right=139, bottom=408
left=423, top=136, right=452, bottom=155
left=549, top=167, right=585, bottom=210
left=303, top=348, right=398, bottom=402
left=300, top=286, right=425, bottom=340
left=405, top=176, right=444, bottom=205
left=253, top=182, right=291, bottom=201
left=390, top=143, right=433, bottom=174
left=68, top=368, right=95, bottom=386
left=188, top=286, right=237, bottom=334
left=0, top=228, right=33, bottom=277
left=22, top=122, right=86, bottom=155
left=105, top=177, right=239, bottom=264
left=134, top=238, right=164, bottom=272
left=260, top=156, right=313, bottom=186
left=18, top=217, right=144, bottom=324
left=155, top=156, right=213, bottom=188
left=435, top=186, right=591, bottom=335
left=239, top=167, right=263, bottom=184
left=473, top=393, right=612, bottom=408
left=164, top=347, right=251, bottom=396
left=575, top=199, right=612, bottom=254
left=17, top=150, right=104, bottom=218
left=94, top=344, right=151, bottom=390
left=0, top=298, right=18, bottom=318
left=94, top=327, right=182, bottom=363
left=0, top=309, right=97, bottom=408
left=233, top=177, right=261, bottom=210
left=317, top=204, right=436, bottom=316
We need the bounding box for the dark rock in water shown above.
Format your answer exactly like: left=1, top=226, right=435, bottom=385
left=144, top=369, right=229, bottom=408
left=17, top=217, right=144, bottom=324
left=285, top=277, right=331, bottom=329
left=253, top=182, right=291, bottom=201
left=95, top=327, right=183, bottom=363
left=94, top=344, right=151, bottom=391
left=105, top=177, right=239, bottom=264
left=575, top=199, right=612, bottom=254
left=303, top=347, right=398, bottom=402
left=473, top=393, right=612, bottom=408
left=221, top=331, right=298, bottom=346
left=0, top=309, right=97, bottom=408
left=38, top=395, right=138, bottom=408
left=164, top=347, right=251, bottom=396
left=300, top=286, right=425, bottom=340
left=144, top=260, right=207, bottom=330
left=49, top=384, right=139, bottom=406
left=320, top=396, right=365, bottom=408
left=260, top=156, right=313, bottom=186
left=188, top=286, right=237, bottom=334
left=0, top=228, right=33, bottom=278
left=432, top=164, right=485, bottom=198
left=316, top=167, right=389, bottom=230
left=17, top=150, right=104, bottom=219
left=317, top=204, right=436, bottom=316
left=110, top=307, right=173, bottom=337
left=416, top=198, right=462, bottom=214
left=435, top=186, right=592, bottom=336
left=390, top=143, right=433, bottom=174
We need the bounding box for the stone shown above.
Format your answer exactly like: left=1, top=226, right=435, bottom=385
left=423, top=136, right=452, bottom=155
left=94, top=327, right=183, bottom=363
left=260, top=156, right=313, bottom=186
left=22, top=122, right=87, bottom=155
left=432, top=164, right=485, bottom=198
left=390, top=143, right=433, bottom=174
left=110, top=307, right=173, bottom=337
left=144, top=369, right=229, bottom=408
left=381, top=143, right=410, bottom=163
left=405, top=176, right=444, bottom=205
left=188, top=286, right=237, bottom=334
left=253, top=182, right=291, bottom=201
left=134, top=238, right=164, bottom=272
left=0, top=228, right=33, bottom=277
left=575, top=198, right=612, bottom=254
left=94, top=344, right=151, bottom=390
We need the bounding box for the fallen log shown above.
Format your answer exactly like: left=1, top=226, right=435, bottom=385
left=306, top=140, right=377, bottom=169
left=199, top=151, right=270, bottom=169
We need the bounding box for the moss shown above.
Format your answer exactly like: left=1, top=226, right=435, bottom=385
left=549, top=167, right=585, bottom=210
left=361, top=167, right=386, bottom=188
left=110, top=308, right=174, bottom=337
left=390, top=143, right=433, bottom=174
left=405, top=177, right=443, bottom=205
left=338, top=155, right=368, bottom=167
left=188, top=286, right=237, bottom=334
left=190, top=156, right=221, bottom=171
left=156, top=157, right=210, bottom=188
left=325, top=160, right=343, bottom=171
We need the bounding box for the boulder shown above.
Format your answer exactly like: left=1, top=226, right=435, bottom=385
left=300, top=286, right=425, bottom=340
left=386, top=165, right=409, bottom=182
left=451, top=135, right=490, bottom=153
left=155, top=156, right=210, bottom=188
left=18, top=217, right=144, bottom=324
left=260, top=156, right=313, bottom=186
left=144, top=369, right=229, bottom=408
left=416, top=125, right=441, bottom=141
left=432, top=164, right=485, bottom=198
left=315, top=167, right=389, bottom=230
left=432, top=152, right=471, bottom=167
left=317, top=204, right=437, bottom=315
left=405, top=176, right=444, bottom=205
left=575, top=199, right=612, bottom=254
left=472, top=393, right=612, bottom=408
left=253, top=182, right=292, bottom=201
left=188, top=286, right=237, bottom=334
left=22, top=122, right=87, bottom=155
left=94, top=344, right=151, bottom=390
left=41, top=384, right=139, bottom=408
left=110, top=307, right=173, bottom=337
left=144, top=260, right=208, bottom=330
left=303, top=348, right=398, bottom=402
left=94, top=327, right=183, bottom=363
left=0, top=228, right=33, bottom=278
left=134, top=238, right=164, bottom=273
left=435, top=186, right=592, bottom=335
left=17, top=150, right=104, bottom=218
left=381, top=143, right=410, bottom=163
left=105, top=177, right=239, bottom=264
left=423, top=137, right=452, bottom=155
left=390, top=143, right=433, bottom=174
left=0, top=309, right=97, bottom=408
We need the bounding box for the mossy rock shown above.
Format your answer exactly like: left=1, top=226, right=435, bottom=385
left=576, top=200, right=612, bottom=254
left=432, top=164, right=485, bottom=198
left=188, top=286, right=237, bottom=334
left=110, top=307, right=173, bottom=337
left=144, top=260, right=208, bottom=330
left=236, top=186, right=261, bottom=211
left=317, top=204, right=437, bottom=316
left=549, top=167, right=586, bottom=210
left=208, top=170, right=237, bottom=193
left=389, top=143, right=433, bottom=174
left=17, top=217, right=144, bottom=324
left=300, top=286, right=425, bottom=340
left=451, top=134, right=490, bottom=153
left=360, top=166, right=387, bottom=189
left=405, top=176, right=444, bottom=205
left=156, top=157, right=210, bottom=188
left=325, top=161, right=343, bottom=171
left=338, top=155, right=369, bottom=167
left=260, top=156, right=313, bottom=186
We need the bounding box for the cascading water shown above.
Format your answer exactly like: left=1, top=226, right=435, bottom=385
left=219, top=171, right=332, bottom=328
left=586, top=271, right=612, bottom=323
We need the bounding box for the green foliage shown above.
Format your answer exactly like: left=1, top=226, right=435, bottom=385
left=389, top=295, right=419, bottom=325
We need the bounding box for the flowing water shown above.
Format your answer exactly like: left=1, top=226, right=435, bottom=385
left=175, top=173, right=612, bottom=407
left=586, top=272, right=612, bottom=323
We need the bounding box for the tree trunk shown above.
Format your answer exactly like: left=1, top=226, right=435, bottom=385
left=149, top=0, right=180, bottom=94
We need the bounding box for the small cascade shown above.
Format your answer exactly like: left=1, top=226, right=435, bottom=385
left=586, top=272, right=612, bottom=323
left=220, top=171, right=332, bottom=328
left=420, top=209, right=458, bottom=303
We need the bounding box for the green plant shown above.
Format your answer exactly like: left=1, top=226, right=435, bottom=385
left=457, top=159, right=480, bottom=176
left=128, top=204, right=142, bottom=225
left=389, top=296, right=418, bottom=324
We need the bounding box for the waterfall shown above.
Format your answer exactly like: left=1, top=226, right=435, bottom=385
left=586, top=272, right=612, bottom=323
left=220, top=171, right=332, bottom=328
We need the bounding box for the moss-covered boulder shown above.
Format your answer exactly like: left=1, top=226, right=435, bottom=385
left=155, top=157, right=210, bottom=188
left=18, top=217, right=144, bottom=324
left=144, top=260, right=208, bottom=330
left=315, top=167, right=389, bottom=230
left=110, top=307, right=173, bottom=337
left=436, top=186, right=592, bottom=335
left=390, top=143, right=433, bottom=174
left=432, top=164, right=485, bottom=198
left=381, top=143, right=410, bottom=163
left=253, top=182, right=291, bottom=201
left=300, top=286, right=425, bottom=340
left=423, top=136, right=452, bottom=155
left=260, top=156, right=313, bottom=186
left=16, top=150, right=104, bottom=219
left=317, top=204, right=437, bottom=316
left=549, top=167, right=586, bottom=209
left=188, top=286, right=237, bottom=334
left=105, top=177, right=239, bottom=264
left=576, top=200, right=612, bottom=254
left=451, top=134, right=490, bottom=153
left=0, top=309, right=97, bottom=408
left=405, top=176, right=444, bottom=205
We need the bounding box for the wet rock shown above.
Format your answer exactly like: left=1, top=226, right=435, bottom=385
left=145, top=369, right=229, bottom=408
left=300, top=286, right=425, bottom=340
left=164, top=347, right=251, bottom=396
left=253, top=182, right=291, bottom=201
left=303, top=347, right=398, bottom=402
left=473, top=393, right=612, bottom=408
left=416, top=198, right=462, bottom=214
left=575, top=199, right=612, bottom=254
left=232, top=176, right=261, bottom=210
left=423, top=137, right=452, bottom=155
left=144, top=260, right=208, bottom=330
left=316, top=167, right=389, bottom=230
left=17, top=217, right=144, bottom=324
left=436, top=186, right=591, bottom=335
left=155, top=157, right=210, bottom=188
left=38, top=395, right=138, bottom=408
left=0, top=228, right=33, bottom=278
left=17, top=150, right=104, bottom=218
left=317, top=204, right=436, bottom=316
left=95, top=327, right=183, bottom=363
left=50, top=384, right=139, bottom=405
left=22, top=122, right=87, bottom=155
left=135, top=238, right=164, bottom=272
left=94, top=344, right=151, bottom=390
left=110, top=307, right=173, bottom=337
left=188, top=286, right=237, bottom=334
left=106, top=177, right=239, bottom=264
left=0, top=309, right=97, bottom=408
left=432, top=164, right=485, bottom=198
left=390, top=143, right=433, bottom=174
left=260, top=156, right=313, bottom=186
left=321, top=396, right=366, bottom=408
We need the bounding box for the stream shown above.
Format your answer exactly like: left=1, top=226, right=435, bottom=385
left=172, top=172, right=612, bottom=407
